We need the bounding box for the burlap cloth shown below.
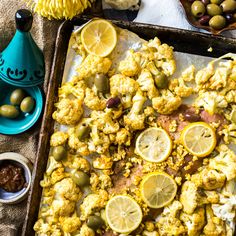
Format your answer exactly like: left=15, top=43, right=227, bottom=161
left=0, top=1, right=61, bottom=235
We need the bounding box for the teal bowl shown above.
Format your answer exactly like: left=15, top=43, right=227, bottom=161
left=0, top=81, right=43, bottom=135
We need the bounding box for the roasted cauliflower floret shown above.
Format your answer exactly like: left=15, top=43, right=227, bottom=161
left=180, top=207, right=205, bottom=236
left=169, top=77, right=193, bottom=98
left=118, top=49, right=140, bottom=77
left=225, top=90, right=236, bottom=103
left=84, top=87, right=106, bottom=111
left=46, top=156, right=63, bottom=175
left=34, top=219, right=61, bottom=236
left=123, top=90, right=147, bottom=130
left=91, top=109, right=120, bottom=134
left=220, top=123, right=236, bottom=145
left=194, top=91, right=228, bottom=115
left=51, top=167, right=69, bottom=185
left=143, top=231, right=159, bottom=236
left=78, top=223, right=95, bottom=236
left=110, top=74, right=139, bottom=108
left=51, top=198, right=75, bottom=217
left=209, top=144, right=236, bottom=180
left=181, top=65, right=195, bottom=82
left=90, top=172, right=112, bottom=190
left=50, top=131, right=68, bottom=147
left=203, top=205, right=226, bottom=236
left=115, top=127, right=131, bottom=146
left=52, top=98, right=83, bottom=125
left=191, top=168, right=226, bottom=190
left=137, top=69, right=158, bottom=99
left=157, top=201, right=186, bottom=236
left=152, top=89, right=182, bottom=115
left=54, top=178, right=81, bottom=202
left=70, top=156, right=90, bottom=173
left=74, top=54, right=112, bottom=82
left=59, top=214, right=81, bottom=233
left=80, top=191, right=108, bottom=221
left=195, top=63, right=214, bottom=89
left=93, top=155, right=113, bottom=170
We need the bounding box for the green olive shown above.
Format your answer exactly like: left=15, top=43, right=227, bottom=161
left=94, top=74, right=109, bottom=93
left=209, top=15, right=226, bottom=29
left=154, top=72, right=168, bottom=89
left=71, top=170, right=90, bottom=187
left=52, top=146, right=67, bottom=161
left=0, top=105, right=20, bottom=119
left=75, top=124, right=91, bottom=141
left=20, top=96, right=35, bottom=113
left=221, top=0, right=236, bottom=12
left=87, top=215, right=104, bottom=230
left=191, top=1, right=206, bottom=17
left=10, top=89, right=26, bottom=105
left=207, top=3, right=223, bottom=16
left=210, top=0, right=223, bottom=4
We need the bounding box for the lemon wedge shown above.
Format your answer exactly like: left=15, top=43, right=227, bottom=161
left=140, top=172, right=177, bottom=208
left=135, top=127, right=172, bottom=163
left=81, top=19, right=117, bottom=57
left=105, top=195, right=142, bottom=234
left=181, top=122, right=216, bottom=157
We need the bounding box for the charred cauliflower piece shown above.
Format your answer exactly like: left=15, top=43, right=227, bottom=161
left=195, top=63, right=214, bottom=90
left=169, top=77, right=193, bottom=98
left=209, top=144, right=236, bottom=181
left=115, top=127, right=131, bottom=146
left=180, top=207, right=205, bottom=236
left=52, top=98, right=83, bottom=125
left=220, top=123, right=236, bottom=145
left=152, top=89, right=182, bottom=115
left=157, top=201, right=186, bottom=236
left=50, top=131, right=68, bottom=147
left=59, top=213, right=81, bottom=233
left=78, top=223, right=95, bottom=236
left=74, top=54, right=112, bottom=82
left=124, top=90, right=147, bottom=130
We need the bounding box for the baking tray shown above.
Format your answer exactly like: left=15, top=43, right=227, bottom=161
left=22, top=16, right=236, bottom=236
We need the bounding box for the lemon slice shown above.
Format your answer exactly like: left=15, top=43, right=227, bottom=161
left=105, top=195, right=142, bottom=233
left=181, top=122, right=216, bottom=157
left=140, top=172, right=177, bottom=208
left=81, top=19, right=117, bottom=57
left=135, top=127, right=172, bottom=163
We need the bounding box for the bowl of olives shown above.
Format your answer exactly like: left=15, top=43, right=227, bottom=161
left=179, top=0, right=236, bottom=34
left=0, top=80, right=43, bottom=135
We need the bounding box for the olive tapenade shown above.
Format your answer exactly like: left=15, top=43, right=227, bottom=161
left=0, top=161, right=26, bottom=192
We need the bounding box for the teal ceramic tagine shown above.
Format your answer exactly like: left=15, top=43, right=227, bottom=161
left=0, top=9, right=44, bottom=135
left=0, top=9, right=45, bottom=87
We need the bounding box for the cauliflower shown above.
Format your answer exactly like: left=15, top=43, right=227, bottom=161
left=58, top=81, right=85, bottom=101
left=93, top=155, right=113, bottom=170
left=69, top=156, right=90, bottom=172
left=181, top=65, right=195, bottom=82
left=137, top=69, right=158, bottom=99
left=191, top=168, right=226, bottom=190
left=157, top=201, right=186, bottom=236
left=84, top=87, right=106, bottom=111
left=51, top=167, right=69, bottom=185
left=124, top=90, right=147, bottom=130
left=54, top=178, right=81, bottom=201
left=220, top=123, right=236, bottom=145
left=203, top=205, right=226, bottom=236
left=51, top=198, right=75, bottom=217
left=40, top=174, right=52, bottom=188
left=152, top=89, right=182, bottom=115
left=90, top=172, right=112, bottom=190
left=225, top=90, right=236, bottom=103
left=50, top=131, right=68, bottom=147
left=115, top=128, right=131, bottom=146
left=169, top=77, right=193, bottom=98
left=194, top=91, right=228, bottom=115
left=46, top=156, right=63, bottom=175
left=77, top=223, right=95, bottom=236
left=59, top=214, right=81, bottom=233
left=110, top=74, right=139, bottom=108
left=91, top=109, right=120, bottom=134
left=143, top=231, right=159, bottom=236
left=88, top=126, right=110, bottom=154
left=209, top=144, right=236, bottom=180
left=74, top=54, right=112, bottom=82
left=195, top=63, right=214, bottom=89
left=118, top=49, right=140, bottom=77
left=34, top=219, right=61, bottom=236
left=80, top=191, right=108, bottom=220
left=180, top=207, right=205, bottom=236
left=52, top=98, right=83, bottom=125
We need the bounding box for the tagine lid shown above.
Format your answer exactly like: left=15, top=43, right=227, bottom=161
left=0, top=9, right=45, bottom=87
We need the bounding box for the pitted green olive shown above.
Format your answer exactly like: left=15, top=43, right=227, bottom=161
left=154, top=72, right=168, bottom=89
left=94, top=74, right=109, bottom=93
left=191, top=1, right=206, bottom=17
left=221, top=0, right=236, bottom=12
left=52, top=146, right=67, bottom=161
left=0, top=105, right=20, bottom=119
left=87, top=215, right=104, bottom=230
left=209, top=15, right=226, bottom=29
left=10, top=89, right=26, bottom=105
left=76, top=124, right=91, bottom=141
left=210, top=0, right=223, bottom=4
left=207, top=3, right=223, bottom=16
left=20, top=96, right=35, bottom=113
left=71, top=170, right=90, bottom=187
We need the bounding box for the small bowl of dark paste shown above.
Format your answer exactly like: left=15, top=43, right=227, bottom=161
left=0, top=152, right=32, bottom=204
